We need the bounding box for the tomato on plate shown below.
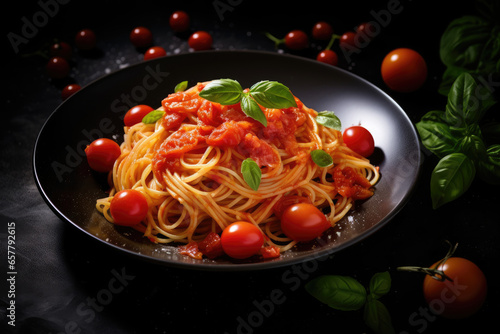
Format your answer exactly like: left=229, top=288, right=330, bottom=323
left=124, top=104, right=154, bottom=126
left=280, top=203, right=330, bottom=241
left=381, top=48, right=427, bottom=92
left=423, top=257, right=487, bottom=319
left=110, top=189, right=149, bottom=226
left=342, top=126, right=375, bottom=157
left=85, top=138, right=121, bottom=172
left=220, top=221, right=264, bottom=259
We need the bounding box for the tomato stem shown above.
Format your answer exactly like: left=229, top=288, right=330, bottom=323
left=325, top=34, right=341, bottom=50
left=263, top=32, right=284, bottom=48
left=396, top=241, right=458, bottom=282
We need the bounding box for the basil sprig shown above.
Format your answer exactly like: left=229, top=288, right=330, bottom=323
left=306, top=271, right=394, bottom=334
left=315, top=111, right=342, bottom=131
left=199, top=79, right=298, bottom=127
left=416, top=72, right=498, bottom=209
left=311, top=149, right=333, bottom=167
left=142, top=109, right=165, bottom=124
left=241, top=158, right=261, bottom=191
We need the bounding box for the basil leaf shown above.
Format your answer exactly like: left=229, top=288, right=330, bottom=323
left=199, top=79, right=243, bottom=105
left=241, top=158, right=261, bottom=191
left=249, top=81, right=297, bottom=109
left=241, top=94, right=268, bottom=127
left=363, top=297, right=395, bottom=334
left=305, top=275, right=367, bottom=311
left=459, top=133, right=486, bottom=162
left=369, top=272, right=391, bottom=300
left=430, top=153, right=476, bottom=209
left=311, top=149, right=333, bottom=168
left=315, top=111, right=342, bottom=131
left=142, top=109, right=165, bottom=124
left=174, top=80, right=188, bottom=92
left=478, top=144, right=500, bottom=185
left=416, top=110, right=459, bottom=158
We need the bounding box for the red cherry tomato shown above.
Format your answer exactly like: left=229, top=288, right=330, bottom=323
left=316, top=50, right=338, bottom=66
left=169, top=10, right=190, bottom=32
left=280, top=203, right=330, bottom=241
left=110, top=189, right=149, bottom=226
left=381, top=48, right=427, bottom=92
left=312, top=21, right=333, bottom=40
left=284, top=30, right=308, bottom=50
left=75, top=29, right=96, bottom=50
left=340, top=31, right=356, bottom=48
left=49, top=41, right=72, bottom=59
left=343, top=126, right=375, bottom=157
left=124, top=104, right=155, bottom=126
left=85, top=138, right=121, bottom=172
left=220, top=221, right=264, bottom=259
left=46, top=56, right=70, bottom=79
left=61, top=83, right=81, bottom=100
left=143, top=46, right=167, bottom=60
left=423, top=257, right=487, bottom=319
left=188, top=31, right=213, bottom=51
left=130, top=26, right=153, bottom=48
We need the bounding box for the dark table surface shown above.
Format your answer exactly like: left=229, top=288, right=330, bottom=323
left=2, top=0, right=499, bottom=333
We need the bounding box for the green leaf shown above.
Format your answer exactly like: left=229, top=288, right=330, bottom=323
left=311, top=149, right=333, bottom=168
left=199, top=79, right=243, bottom=105
left=305, top=275, right=367, bottom=311
left=315, top=111, right=342, bottom=131
left=142, top=109, right=165, bottom=124
left=174, top=80, right=188, bottom=92
left=241, top=94, right=268, bottom=127
left=241, top=158, right=262, bottom=191
left=369, top=272, right=391, bottom=300
left=249, top=81, right=297, bottom=109
left=416, top=110, right=460, bottom=158
left=430, top=153, right=476, bottom=209
left=459, top=133, right=487, bottom=162
left=478, top=144, right=500, bottom=185
left=363, top=297, right=395, bottom=334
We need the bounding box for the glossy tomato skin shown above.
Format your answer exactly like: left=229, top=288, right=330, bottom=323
left=61, top=84, right=81, bottom=100
left=423, top=257, right=487, bottom=319
left=284, top=30, right=308, bottom=50
left=220, top=221, right=264, bottom=259
left=75, top=29, right=96, bottom=50
left=381, top=48, right=427, bottom=92
left=124, top=104, right=154, bottom=126
left=130, top=26, right=153, bottom=48
left=49, top=41, right=72, bottom=59
left=169, top=10, right=190, bottom=32
left=110, top=189, right=149, bottom=226
left=85, top=138, right=121, bottom=172
left=188, top=31, right=213, bottom=51
left=342, top=126, right=375, bottom=157
left=280, top=203, right=330, bottom=241
left=340, top=31, right=356, bottom=48
left=316, top=50, right=338, bottom=66
left=312, top=21, right=333, bottom=40
left=144, top=46, right=167, bottom=60
left=46, top=56, right=70, bottom=79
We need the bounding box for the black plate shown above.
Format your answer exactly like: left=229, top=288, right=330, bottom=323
left=33, top=50, right=421, bottom=270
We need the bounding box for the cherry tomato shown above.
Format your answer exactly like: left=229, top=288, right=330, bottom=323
left=110, top=189, right=149, bottom=226
left=143, top=46, right=167, bottom=60
left=49, top=41, right=72, bottom=59
left=130, top=26, right=153, bottom=48
left=280, top=203, right=330, bottom=242
left=273, top=195, right=312, bottom=219
left=284, top=30, right=308, bottom=50
left=220, top=221, right=264, bottom=259
left=312, top=21, right=333, bottom=40
left=46, top=56, right=70, bottom=79
left=75, top=29, right=96, bottom=50
left=124, top=104, right=154, bottom=126
left=423, top=257, right=487, bottom=319
left=340, top=31, right=356, bottom=48
left=381, top=48, right=427, bottom=92
left=356, top=22, right=373, bottom=36
left=169, top=10, right=190, bottom=32
left=61, top=83, right=81, bottom=100
left=343, top=126, right=375, bottom=157
left=85, top=138, right=121, bottom=172
left=188, top=31, right=213, bottom=51
left=316, top=50, right=338, bottom=66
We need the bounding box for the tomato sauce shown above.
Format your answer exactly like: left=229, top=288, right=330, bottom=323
left=333, top=165, right=373, bottom=200
left=152, top=87, right=308, bottom=178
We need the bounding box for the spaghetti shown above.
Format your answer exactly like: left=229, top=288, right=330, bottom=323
left=96, top=80, right=380, bottom=259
